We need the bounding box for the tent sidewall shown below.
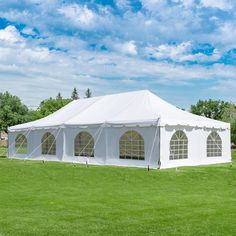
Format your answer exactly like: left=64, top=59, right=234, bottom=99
left=8, top=126, right=161, bottom=168
left=159, top=126, right=231, bottom=169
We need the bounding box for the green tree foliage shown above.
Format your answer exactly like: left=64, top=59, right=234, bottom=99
left=231, top=121, right=236, bottom=144
left=71, top=88, right=79, bottom=100
left=191, top=100, right=236, bottom=143
left=221, top=103, right=236, bottom=123
left=221, top=103, right=236, bottom=144
left=31, top=96, right=72, bottom=120
left=190, top=99, right=229, bottom=120
left=0, top=92, right=30, bottom=132
left=85, top=88, right=92, bottom=98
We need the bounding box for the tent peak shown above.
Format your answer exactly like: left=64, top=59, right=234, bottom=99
left=77, top=89, right=153, bottom=101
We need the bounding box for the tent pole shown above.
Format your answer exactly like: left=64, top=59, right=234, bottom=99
left=105, top=122, right=108, bottom=165
left=147, top=121, right=159, bottom=170
left=158, top=126, right=162, bottom=169
left=62, top=127, right=66, bottom=162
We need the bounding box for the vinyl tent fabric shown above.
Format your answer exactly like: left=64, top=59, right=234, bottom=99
left=9, top=90, right=229, bottom=131
left=8, top=90, right=231, bottom=169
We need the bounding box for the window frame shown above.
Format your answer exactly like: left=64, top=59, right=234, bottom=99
left=74, top=131, right=94, bottom=157
left=119, top=130, right=145, bottom=161
left=207, top=131, right=222, bottom=157
left=15, top=134, right=27, bottom=154
left=169, top=130, right=188, bottom=160
left=41, top=132, right=56, bottom=155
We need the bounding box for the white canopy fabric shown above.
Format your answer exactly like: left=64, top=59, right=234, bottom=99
left=9, top=90, right=230, bottom=131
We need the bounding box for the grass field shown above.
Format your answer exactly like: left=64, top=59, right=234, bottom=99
left=0, top=150, right=236, bottom=236
left=0, top=146, right=7, bottom=157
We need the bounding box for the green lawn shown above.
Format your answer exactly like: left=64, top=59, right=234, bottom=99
left=0, top=150, right=236, bottom=236
left=0, top=146, right=7, bottom=157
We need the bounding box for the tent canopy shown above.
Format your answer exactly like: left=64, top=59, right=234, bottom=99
left=9, top=90, right=230, bottom=131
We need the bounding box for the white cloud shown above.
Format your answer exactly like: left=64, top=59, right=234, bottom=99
left=200, top=0, right=232, bottom=11
left=0, top=1, right=235, bottom=106
left=171, top=0, right=195, bottom=8
left=145, top=41, right=192, bottom=61
left=208, top=22, right=236, bottom=50
left=141, top=0, right=166, bottom=12
left=0, top=26, right=22, bottom=44
left=0, top=24, right=234, bottom=107
left=144, top=41, right=221, bottom=62
left=120, top=41, right=138, bottom=55
left=21, top=27, right=37, bottom=36
left=58, top=4, right=95, bottom=27
left=0, top=9, right=30, bottom=23
left=116, top=0, right=131, bottom=10
left=180, top=0, right=195, bottom=8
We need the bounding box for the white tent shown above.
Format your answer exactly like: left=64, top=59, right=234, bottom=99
left=8, top=90, right=231, bottom=169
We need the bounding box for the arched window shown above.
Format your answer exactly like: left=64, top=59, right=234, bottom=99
left=15, top=134, right=27, bottom=154
left=119, top=130, right=145, bottom=160
left=207, top=131, right=222, bottom=157
left=74, top=131, right=94, bottom=157
left=170, top=130, right=188, bottom=160
left=42, top=132, right=56, bottom=155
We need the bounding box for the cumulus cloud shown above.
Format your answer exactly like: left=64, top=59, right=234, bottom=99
left=144, top=41, right=222, bottom=63
left=111, top=40, right=138, bottom=55
left=0, top=26, right=22, bottom=44
left=21, top=27, right=37, bottom=36
left=58, top=4, right=95, bottom=28
left=200, top=0, right=232, bottom=11
left=0, top=0, right=235, bottom=107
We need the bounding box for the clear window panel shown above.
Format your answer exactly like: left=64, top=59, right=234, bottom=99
left=15, top=134, right=27, bottom=154
left=42, top=132, right=56, bottom=155
left=207, top=131, right=222, bottom=157
left=74, top=131, right=94, bottom=157
left=119, top=131, right=145, bottom=160
left=169, top=131, right=188, bottom=160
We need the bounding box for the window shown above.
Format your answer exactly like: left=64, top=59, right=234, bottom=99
left=207, top=131, right=222, bottom=157
left=15, top=134, right=27, bottom=154
left=74, top=132, right=94, bottom=157
left=169, top=130, right=188, bottom=160
left=42, top=132, right=56, bottom=155
left=119, top=130, right=145, bottom=160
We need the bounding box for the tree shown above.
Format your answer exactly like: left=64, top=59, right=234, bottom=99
left=56, top=92, right=62, bottom=100
left=85, top=88, right=92, bottom=98
left=190, top=99, right=229, bottom=120
left=71, top=88, right=79, bottom=100
left=221, top=103, right=236, bottom=144
left=31, top=97, right=72, bottom=120
left=221, top=103, right=236, bottom=123
left=0, top=92, right=30, bottom=132
left=231, top=120, right=236, bottom=144
left=191, top=100, right=236, bottom=143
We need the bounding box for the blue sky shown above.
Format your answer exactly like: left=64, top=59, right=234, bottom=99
left=0, top=0, right=236, bottom=109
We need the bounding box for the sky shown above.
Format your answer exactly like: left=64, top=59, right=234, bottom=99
left=0, top=0, right=236, bottom=109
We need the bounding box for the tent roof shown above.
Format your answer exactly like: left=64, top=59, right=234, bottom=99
left=9, top=90, right=230, bottom=131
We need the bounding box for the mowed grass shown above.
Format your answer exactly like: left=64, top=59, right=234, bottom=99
left=0, top=146, right=7, bottom=157
left=0, top=151, right=236, bottom=236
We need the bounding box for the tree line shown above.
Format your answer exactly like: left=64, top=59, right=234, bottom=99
left=0, top=90, right=235, bottom=143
